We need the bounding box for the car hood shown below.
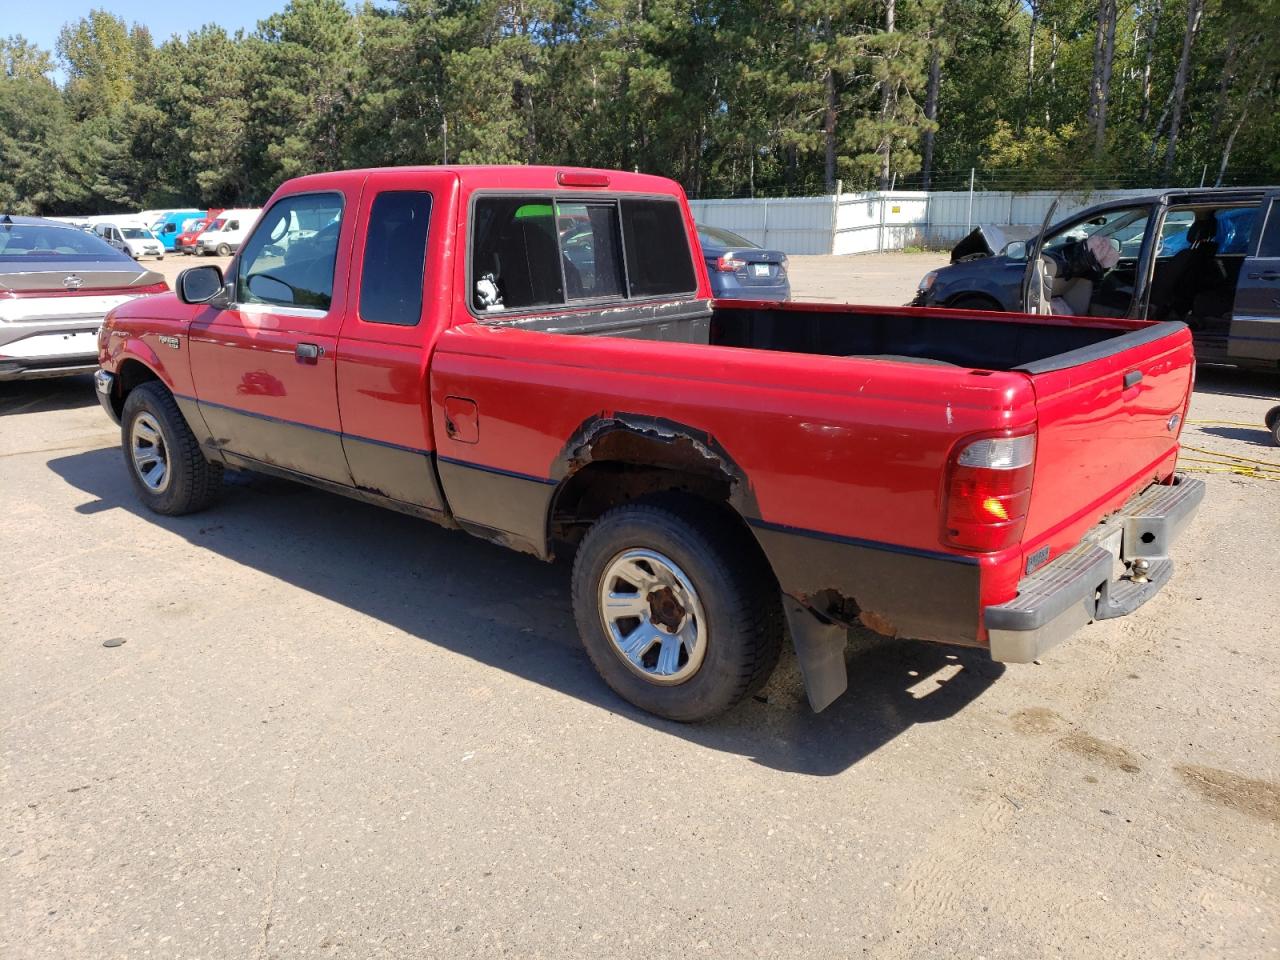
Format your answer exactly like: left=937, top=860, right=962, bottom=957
left=950, top=224, right=1037, bottom=263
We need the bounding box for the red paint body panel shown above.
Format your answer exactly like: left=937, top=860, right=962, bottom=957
left=96, top=164, right=1198, bottom=652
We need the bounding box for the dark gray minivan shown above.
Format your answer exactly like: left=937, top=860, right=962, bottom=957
left=914, top=188, right=1280, bottom=371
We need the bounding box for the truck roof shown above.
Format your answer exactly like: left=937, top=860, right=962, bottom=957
left=278, top=165, right=686, bottom=197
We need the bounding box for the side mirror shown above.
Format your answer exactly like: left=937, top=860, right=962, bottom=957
left=1003, top=240, right=1027, bottom=260
left=177, top=265, right=228, bottom=306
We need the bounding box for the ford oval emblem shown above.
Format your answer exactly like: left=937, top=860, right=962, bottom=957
left=1167, top=413, right=1181, bottom=432
left=63, top=274, right=83, bottom=291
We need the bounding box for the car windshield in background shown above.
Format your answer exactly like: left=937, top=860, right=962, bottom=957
left=122, top=228, right=150, bottom=239
left=0, top=224, right=133, bottom=262
left=698, top=225, right=757, bottom=249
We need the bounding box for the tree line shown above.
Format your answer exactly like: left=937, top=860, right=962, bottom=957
left=0, top=0, right=1276, bottom=215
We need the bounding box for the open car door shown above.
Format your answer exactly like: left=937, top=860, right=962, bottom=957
left=1230, top=191, right=1280, bottom=363
left=1020, top=200, right=1058, bottom=315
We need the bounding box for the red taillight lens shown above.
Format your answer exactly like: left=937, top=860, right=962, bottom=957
left=716, top=252, right=746, bottom=273
left=943, top=433, right=1036, bottom=552
left=133, top=281, right=170, bottom=296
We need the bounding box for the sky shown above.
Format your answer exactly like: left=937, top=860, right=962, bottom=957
left=7, top=0, right=275, bottom=53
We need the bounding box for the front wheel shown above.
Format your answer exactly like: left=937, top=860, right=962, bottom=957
left=216, top=243, right=231, bottom=257
left=571, top=497, right=782, bottom=722
left=121, top=382, right=223, bottom=515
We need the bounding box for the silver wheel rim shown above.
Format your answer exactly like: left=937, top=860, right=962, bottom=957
left=599, top=548, right=707, bottom=685
left=130, top=412, right=170, bottom=493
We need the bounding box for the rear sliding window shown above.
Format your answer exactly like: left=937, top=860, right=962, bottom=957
left=470, top=195, right=695, bottom=313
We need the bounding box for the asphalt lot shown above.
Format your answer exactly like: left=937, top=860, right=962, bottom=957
left=3, top=255, right=1278, bottom=959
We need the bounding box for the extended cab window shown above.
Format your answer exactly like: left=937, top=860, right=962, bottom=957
left=237, top=193, right=343, bottom=310
left=1259, top=203, right=1280, bottom=258
left=620, top=199, right=696, bottom=297
left=360, top=191, right=433, bottom=326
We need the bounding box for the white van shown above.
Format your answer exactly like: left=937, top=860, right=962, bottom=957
left=92, top=222, right=166, bottom=260
left=195, top=209, right=261, bottom=257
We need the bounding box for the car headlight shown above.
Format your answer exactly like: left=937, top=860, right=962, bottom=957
left=918, top=271, right=938, bottom=293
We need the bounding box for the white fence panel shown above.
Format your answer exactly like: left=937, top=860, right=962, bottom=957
left=687, top=196, right=835, bottom=255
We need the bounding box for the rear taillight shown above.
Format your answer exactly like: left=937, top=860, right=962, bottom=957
left=716, top=252, right=746, bottom=273
left=942, top=432, right=1036, bottom=552
left=133, top=281, right=170, bottom=296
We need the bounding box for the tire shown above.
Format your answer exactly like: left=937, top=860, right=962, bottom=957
left=216, top=243, right=231, bottom=257
left=571, top=495, right=782, bottom=722
left=948, top=294, right=1002, bottom=312
left=121, top=382, right=223, bottom=515
left=1267, top=405, right=1280, bottom=446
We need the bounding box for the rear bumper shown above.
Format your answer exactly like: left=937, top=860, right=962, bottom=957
left=985, top=476, right=1205, bottom=663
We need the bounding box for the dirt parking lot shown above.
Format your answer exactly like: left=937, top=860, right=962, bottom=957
left=2, top=254, right=1278, bottom=959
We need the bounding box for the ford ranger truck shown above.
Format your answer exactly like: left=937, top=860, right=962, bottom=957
left=94, top=166, right=1204, bottom=722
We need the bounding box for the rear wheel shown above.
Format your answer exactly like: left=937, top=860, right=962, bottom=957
left=571, top=496, right=782, bottom=722
left=1267, top=405, right=1280, bottom=446
left=121, top=382, right=223, bottom=515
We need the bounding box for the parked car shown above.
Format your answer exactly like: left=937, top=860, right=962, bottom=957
left=913, top=187, right=1280, bottom=371
left=151, top=210, right=206, bottom=252
left=95, top=165, right=1201, bottom=721
left=175, top=210, right=223, bottom=255
left=194, top=209, right=260, bottom=256
left=696, top=224, right=790, bottom=301
left=0, top=215, right=168, bottom=380
left=93, top=222, right=165, bottom=260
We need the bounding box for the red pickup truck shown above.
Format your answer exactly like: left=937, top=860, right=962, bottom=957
left=95, top=165, right=1203, bottom=721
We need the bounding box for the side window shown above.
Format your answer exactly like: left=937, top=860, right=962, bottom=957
left=360, top=191, right=433, bottom=326
left=1260, top=201, right=1280, bottom=258
left=471, top=197, right=563, bottom=311
left=620, top=199, right=697, bottom=297
left=237, top=193, right=344, bottom=310
left=557, top=202, right=624, bottom=299
left=226, top=220, right=239, bottom=231
left=164, top=223, right=176, bottom=234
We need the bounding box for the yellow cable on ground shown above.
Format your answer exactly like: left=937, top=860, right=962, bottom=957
left=1180, top=445, right=1280, bottom=469
left=1178, top=465, right=1280, bottom=481
left=1185, top=419, right=1266, bottom=428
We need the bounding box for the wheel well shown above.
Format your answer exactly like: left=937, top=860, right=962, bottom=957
left=111, top=359, right=162, bottom=417
left=946, top=292, right=1003, bottom=311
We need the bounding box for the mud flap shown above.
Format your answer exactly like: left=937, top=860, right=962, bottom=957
left=783, top=598, right=848, bottom=712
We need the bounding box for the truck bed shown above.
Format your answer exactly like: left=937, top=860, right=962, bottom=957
left=488, top=299, right=1183, bottom=374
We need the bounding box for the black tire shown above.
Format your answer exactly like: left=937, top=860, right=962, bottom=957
left=216, top=243, right=231, bottom=257
left=948, top=294, right=1003, bottom=312
left=571, top=496, right=782, bottom=722
left=121, top=382, right=223, bottom=515
left=1267, top=406, right=1280, bottom=446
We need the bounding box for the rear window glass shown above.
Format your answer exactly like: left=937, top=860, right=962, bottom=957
left=698, top=225, right=755, bottom=249
left=471, top=197, right=564, bottom=311
left=621, top=199, right=697, bottom=297
left=558, top=202, right=625, bottom=300
left=360, top=191, right=433, bottom=325
left=0, top=223, right=132, bottom=262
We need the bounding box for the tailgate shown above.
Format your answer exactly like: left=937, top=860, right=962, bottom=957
left=1020, top=323, right=1195, bottom=559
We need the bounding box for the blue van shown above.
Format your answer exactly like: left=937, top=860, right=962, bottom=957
left=150, top=210, right=206, bottom=252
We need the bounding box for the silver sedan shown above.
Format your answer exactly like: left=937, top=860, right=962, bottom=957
left=0, top=216, right=169, bottom=381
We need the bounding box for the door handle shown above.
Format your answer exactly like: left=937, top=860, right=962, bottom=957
left=295, top=342, right=323, bottom=364
left=1247, top=271, right=1280, bottom=281
left=1123, top=370, right=1143, bottom=390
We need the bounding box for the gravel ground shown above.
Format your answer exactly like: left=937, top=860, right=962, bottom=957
left=2, top=254, right=1277, bottom=959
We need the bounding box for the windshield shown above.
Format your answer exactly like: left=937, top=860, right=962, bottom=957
left=208, top=219, right=227, bottom=232
left=1043, top=206, right=1151, bottom=259
left=698, top=225, right=756, bottom=248
left=186, top=220, right=209, bottom=233
left=0, top=223, right=133, bottom=262
left=122, top=228, right=150, bottom=239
